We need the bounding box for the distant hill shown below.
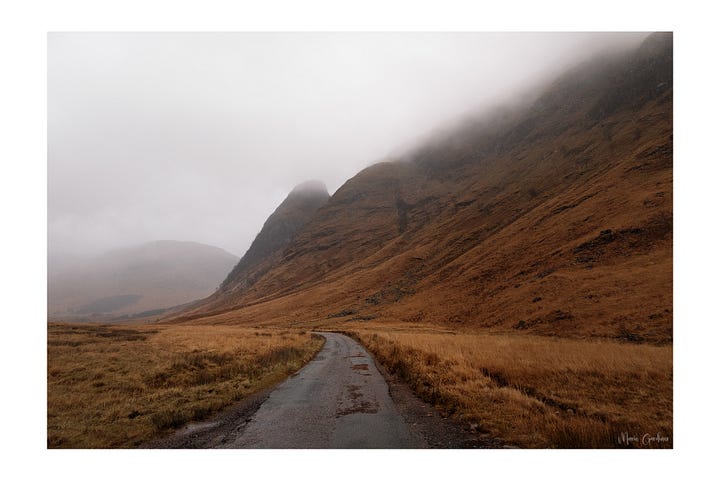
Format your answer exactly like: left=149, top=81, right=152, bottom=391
left=169, top=33, right=672, bottom=343
left=48, top=240, right=238, bottom=318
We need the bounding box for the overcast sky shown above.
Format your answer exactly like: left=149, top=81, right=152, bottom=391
left=48, top=32, right=647, bottom=258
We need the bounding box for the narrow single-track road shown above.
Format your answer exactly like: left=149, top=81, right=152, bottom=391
left=224, top=332, right=422, bottom=448
left=146, top=332, right=498, bottom=449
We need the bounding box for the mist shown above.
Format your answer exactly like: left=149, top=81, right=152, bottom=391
left=48, top=32, right=647, bottom=259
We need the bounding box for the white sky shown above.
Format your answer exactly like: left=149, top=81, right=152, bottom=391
left=48, top=32, right=646, bottom=258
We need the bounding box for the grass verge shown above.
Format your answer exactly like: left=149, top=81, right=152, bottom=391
left=47, top=323, right=324, bottom=448
left=346, top=328, right=671, bottom=448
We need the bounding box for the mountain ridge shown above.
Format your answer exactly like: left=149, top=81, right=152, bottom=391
left=167, top=33, right=672, bottom=343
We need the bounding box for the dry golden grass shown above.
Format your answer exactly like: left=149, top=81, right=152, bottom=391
left=47, top=323, right=324, bottom=448
left=347, top=327, right=672, bottom=448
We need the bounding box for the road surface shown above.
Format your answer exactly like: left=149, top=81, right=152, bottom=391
left=143, top=331, right=495, bottom=449
left=222, top=332, right=423, bottom=448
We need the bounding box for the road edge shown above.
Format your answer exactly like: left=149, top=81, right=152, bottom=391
left=332, top=330, right=512, bottom=448
left=140, top=333, right=327, bottom=448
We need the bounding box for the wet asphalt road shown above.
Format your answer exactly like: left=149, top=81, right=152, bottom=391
left=222, top=332, right=424, bottom=448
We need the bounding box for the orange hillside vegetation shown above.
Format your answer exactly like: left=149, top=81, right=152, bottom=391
left=167, top=33, right=672, bottom=344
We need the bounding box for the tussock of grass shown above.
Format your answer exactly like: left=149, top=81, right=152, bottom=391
left=348, top=329, right=672, bottom=448
left=47, top=323, right=324, bottom=448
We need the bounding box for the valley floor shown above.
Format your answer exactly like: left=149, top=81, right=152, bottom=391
left=47, top=323, right=323, bottom=448
left=47, top=322, right=672, bottom=448
left=343, top=325, right=672, bottom=448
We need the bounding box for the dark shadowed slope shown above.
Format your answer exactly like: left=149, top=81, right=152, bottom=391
left=220, top=180, right=329, bottom=293
left=174, top=180, right=329, bottom=317
left=168, top=33, right=672, bottom=343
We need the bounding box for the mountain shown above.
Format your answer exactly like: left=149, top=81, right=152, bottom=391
left=169, top=33, right=672, bottom=343
left=178, top=180, right=330, bottom=316
left=48, top=240, right=238, bottom=318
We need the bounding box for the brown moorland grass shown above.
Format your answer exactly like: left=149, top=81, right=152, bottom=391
left=47, top=323, right=324, bottom=448
left=346, top=327, right=672, bottom=448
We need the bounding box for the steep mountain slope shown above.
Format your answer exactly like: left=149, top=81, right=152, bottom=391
left=48, top=240, right=238, bottom=317
left=179, top=180, right=330, bottom=315
left=170, top=33, right=672, bottom=343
